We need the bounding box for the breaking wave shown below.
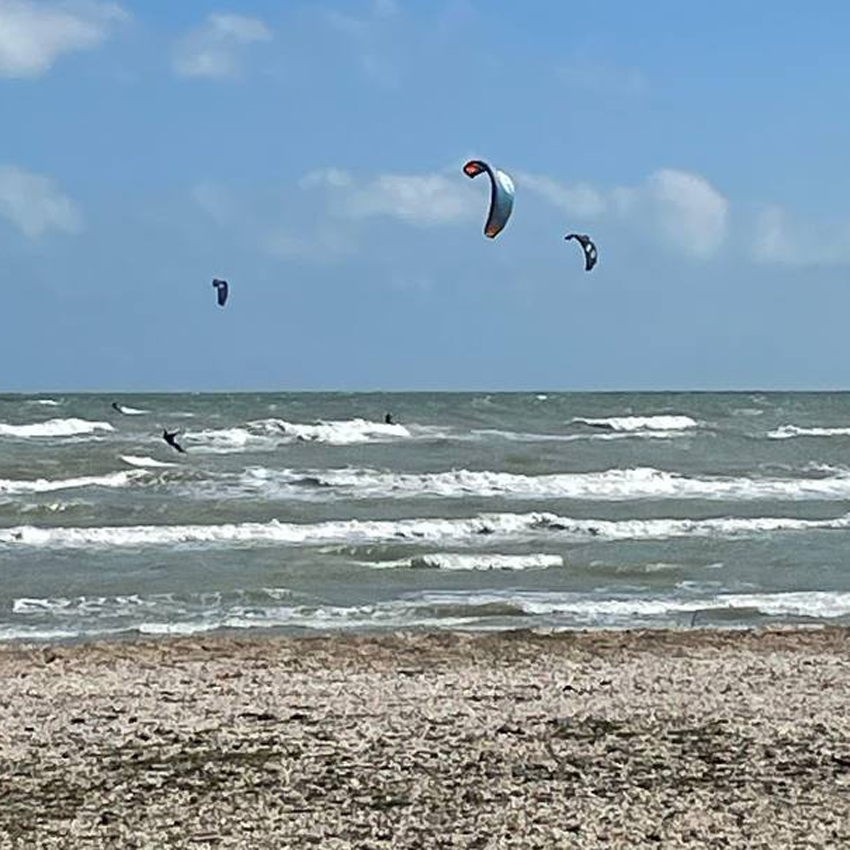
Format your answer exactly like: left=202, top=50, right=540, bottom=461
left=0, top=418, right=114, bottom=438
left=9, top=587, right=850, bottom=642
left=121, top=455, right=177, bottom=469
left=364, top=553, right=564, bottom=571
left=2, top=510, right=849, bottom=549
left=272, top=417, right=411, bottom=444
left=184, top=418, right=418, bottom=453
left=237, top=465, right=850, bottom=502
left=0, top=471, right=142, bottom=494
left=572, top=415, right=698, bottom=432
left=768, top=425, right=850, bottom=439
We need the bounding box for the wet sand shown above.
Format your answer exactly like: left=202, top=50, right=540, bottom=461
left=2, top=628, right=850, bottom=848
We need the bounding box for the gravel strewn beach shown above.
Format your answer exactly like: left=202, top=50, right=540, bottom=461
left=2, top=628, right=850, bottom=848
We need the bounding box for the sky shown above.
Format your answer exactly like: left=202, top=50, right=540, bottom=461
left=2, top=0, right=850, bottom=391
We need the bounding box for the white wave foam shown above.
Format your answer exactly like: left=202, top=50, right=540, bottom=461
left=184, top=418, right=421, bottom=454
left=18, top=501, right=77, bottom=513
left=399, top=589, right=850, bottom=622
left=0, top=471, right=141, bottom=494
left=183, top=418, right=439, bottom=453
left=768, top=425, right=850, bottom=439
left=241, top=465, right=850, bottom=502
left=29, top=399, right=60, bottom=406
left=8, top=591, right=480, bottom=638
left=0, top=418, right=114, bottom=438
left=3, top=510, right=849, bottom=549
left=121, top=455, right=176, bottom=469
left=0, top=626, right=98, bottom=641
left=273, top=417, right=411, bottom=444
left=470, top=428, right=678, bottom=443
left=114, top=405, right=148, bottom=415
left=724, top=591, right=850, bottom=619
left=573, top=415, right=698, bottom=431
left=364, top=553, right=563, bottom=571
left=10, top=586, right=850, bottom=642
left=13, top=588, right=295, bottom=616
left=138, top=622, right=221, bottom=635
left=186, top=427, right=268, bottom=453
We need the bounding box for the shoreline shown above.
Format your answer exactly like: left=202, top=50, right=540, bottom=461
left=3, top=627, right=850, bottom=848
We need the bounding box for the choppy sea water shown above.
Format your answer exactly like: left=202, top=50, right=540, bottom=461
left=3, top=391, right=850, bottom=641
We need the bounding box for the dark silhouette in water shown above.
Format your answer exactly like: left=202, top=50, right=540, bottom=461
left=162, top=429, right=186, bottom=454
left=111, top=402, right=122, bottom=413
left=384, top=412, right=394, bottom=424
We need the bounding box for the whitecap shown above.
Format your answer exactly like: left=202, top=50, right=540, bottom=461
left=2, top=510, right=850, bottom=549
left=0, top=418, right=113, bottom=438
left=121, top=455, right=177, bottom=469
left=363, top=553, right=563, bottom=571
left=273, top=417, right=411, bottom=445
left=572, top=415, right=698, bottom=431
left=0, top=471, right=142, bottom=494
left=237, top=464, right=850, bottom=502
left=768, top=425, right=850, bottom=439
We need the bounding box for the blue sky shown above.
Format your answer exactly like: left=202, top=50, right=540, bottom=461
left=2, top=0, right=850, bottom=391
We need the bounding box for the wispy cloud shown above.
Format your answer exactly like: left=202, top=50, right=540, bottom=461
left=325, top=0, right=398, bottom=36
left=521, top=166, right=728, bottom=259
left=194, top=163, right=731, bottom=266
left=305, top=168, right=479, bottom=226
left=0, top=165, right=82, bottom=237
left=753, top=204, right=850, bottom=266
left=173, top=13, right=271, bottom=79
left=643, top=169, right=728, bottom=258
left=0, top=0, right=127, bottom=78
left=191, top=177, right=356, bottom=265
left=515, top=172, right=607, bottom=218
left=324, top=0, right=401, bottom=87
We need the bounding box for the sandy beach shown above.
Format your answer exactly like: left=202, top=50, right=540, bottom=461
left=1, top=628, right=850, bottom=848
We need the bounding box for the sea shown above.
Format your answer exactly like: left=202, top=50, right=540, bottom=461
left=2, top=391, right=850, bottom=642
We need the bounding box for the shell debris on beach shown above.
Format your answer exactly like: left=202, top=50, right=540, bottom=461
left=2, top=629, right=850, bottom=848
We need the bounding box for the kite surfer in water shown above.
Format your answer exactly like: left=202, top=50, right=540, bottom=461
left=162, top=429, right=186, bottom=454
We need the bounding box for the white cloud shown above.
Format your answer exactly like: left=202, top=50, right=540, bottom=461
left=643, top=169, right=728, bottom=258
left=173, top=13, right=271, bottom=79
left=191, top=180, right=234, bottom=227
left=347, top=174, right=477, bottom=224
left=753, top=205, right=796, bottom=264
left=0, top=0, right=127, bottom=78
left=0, top=165, right=82, bottom=237
left=326, top=0, right=398, bottom=37
left=308, top=169, right=478, bottom=226
left=192, top=177, right=356, bottom=264
left=753, top=204, right=850, bottom=266
left=372, top=0, right=399, bottom=17
left=299, top=168, right=353, bottom=189
left=324, top=1, right=401, bottom=88
left=515, top=172, right=607, bottom=218
left=516, top=166, right=728, bottom=259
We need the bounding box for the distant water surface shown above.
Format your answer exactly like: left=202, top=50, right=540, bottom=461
left=3, top=391, right=850, bottom=641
